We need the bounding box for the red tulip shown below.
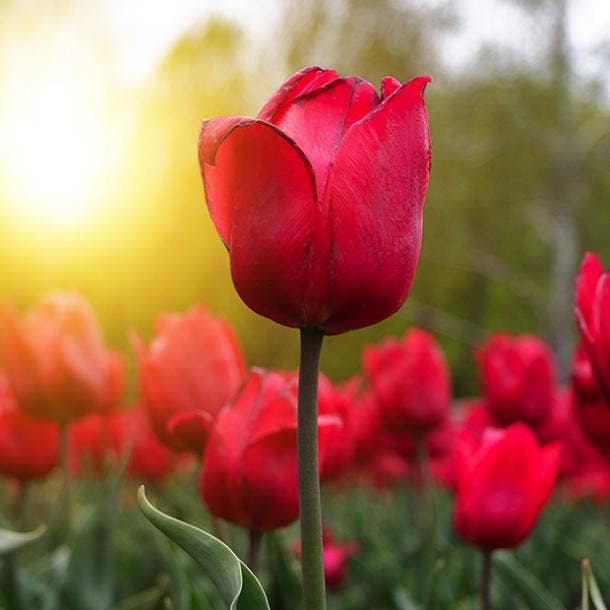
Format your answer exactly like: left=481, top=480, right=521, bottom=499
left=294, top=529, right=358, bottom=591
left=571, top=344, right=610, bottom=457
left=477, top=334, right=556, bottom=427
left=364, top=328, right=451, bottom=436
left=318, top=375, right=359, bottom=481
left=109, top=406, right=174, bottom=482
left=69, top=407, right=175, bottom=481
left=454, top=423, right=560, bottom=551
left=0, top=374, right=58, bottom=482
left=0, top=293, right=124, bottom=424
left=68, top=413, right=110, bottom=476
left=134, top=305, right=245, bottom=453
left=200, top=369, right=339, bottom=531
left=199, top=67, right=431, bottom=334
left=575, top=253, right=610, bottom=401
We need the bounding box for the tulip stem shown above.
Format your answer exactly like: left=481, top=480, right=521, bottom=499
left=481, top=550, right=493, bottom=610
left=247, top=529, right=263, bottom=573
left=297, top=327, right=326, bottom=610
left=59, top=424, right=72, bottom=535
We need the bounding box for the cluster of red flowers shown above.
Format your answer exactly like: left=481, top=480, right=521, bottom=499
left=0, top=250, right=607, bottom=588
left=0, top=64, right=608, bottom=594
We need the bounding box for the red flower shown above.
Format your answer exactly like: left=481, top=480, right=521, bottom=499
left=0, top=293, right=124, bottom=424
left=0, top=374, right=58, bottom=482
left=69, top=407, right=175, bottom=482
left=454, top=423, right=560, bottom=551
left=110, top=406, right=174, bottom=482
left=198, top=67, right=431, bottom=334
left=294, top=528, right=358, bottom=591
left=200, top=369, right=339, bottom=531
left=318, top=374, right=359, bottom=482
left=68, top=412, right=110, bottom=476
left=571, top=345, right=610, bottom=457
left=364, top=328, right=451, bottom=436
left=134, top=305, right=245, bottom=453
left=477, top=334, right=556, bottom=427
left=575, top=253, right=610, bottom=402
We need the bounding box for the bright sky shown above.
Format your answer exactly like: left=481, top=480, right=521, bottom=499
left=98, top=0, right=610, bottom=87
left=0, top=0, right=607, bottom=233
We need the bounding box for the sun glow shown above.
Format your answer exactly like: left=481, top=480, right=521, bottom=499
left=0, top=38, right=123, bottom=230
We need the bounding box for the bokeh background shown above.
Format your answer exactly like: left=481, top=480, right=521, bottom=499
left=0, top=0, right=608, bottom=395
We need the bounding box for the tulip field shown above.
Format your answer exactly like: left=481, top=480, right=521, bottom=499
left=1, top=2, right=610, bottom=610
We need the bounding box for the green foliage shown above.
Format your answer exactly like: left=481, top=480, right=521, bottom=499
left=138, top=486, right=270, bottom=610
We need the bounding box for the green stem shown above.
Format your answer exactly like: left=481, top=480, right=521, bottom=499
left=297, top=327, right=326, bottom=610
left=59, top=424, right=72, bottom=535
left=13, top=481, right=30, bottom=530
left=481, top=550, right=493, bottom=610
left=247, top=529, right=263, bottom=573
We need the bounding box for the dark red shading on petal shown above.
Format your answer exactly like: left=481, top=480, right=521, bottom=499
left=200, top=119, right=318, bottom=328
left=315, top=76, right=432, bottom=333
left=258, top=66, right=339, bottom=123
left=166, top=410, right=214, bottom=454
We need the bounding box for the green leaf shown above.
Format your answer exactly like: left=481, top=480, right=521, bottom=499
left=138, top=486, right=270, bottom=610
left=582, top=559, right=608, bottom=610
left=0, top=526, right=46, bottom=558
left=494, top=551, right=565, bottom=610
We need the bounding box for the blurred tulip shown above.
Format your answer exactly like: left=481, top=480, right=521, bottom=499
left=294, top=528, right=358, bottom=591
left=575, top=253, right=610, bottom=401
left=0, top=293, right=124, bottom=424
left=477, top=333, right=555, bottom=428
left=69, top=406, right=175, bottom=482
left=110, top=406, right=174, bottom=482
left=364, top=328, right=451, bottom=436
left=200, top=369, right=339, bottom=531
left=0, top=374, right=58, bottom=482
left=454, top=423, right=560, bottom=551
left=571, top=344, right=610, bottom=457
left=134, top=305, right=245, bottom=453
left=318, top=374, right=359, bottom=482
left=199, top=67, right=431, bottom=334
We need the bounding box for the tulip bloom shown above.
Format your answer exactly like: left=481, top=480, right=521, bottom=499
left=575, top=253, right=610, bottom=402
left=318, top=374, right=359, bottom=482
left=454, top=423, right=560, bottom=551
left=201, top=369, right=338, bottom=531
left=571, top=345, right=610, bottom=457
left=0, top=293, right=124, bottom=425
left=0, top=374, right=58, bottom=482
left=110, top=406, right=174, bottom=482
left=477, top=334, right=556, bottom=428
left=364, top=328, right=451, bottom=436
left=134, top=305, right=245, bottom=453
left=199, top=67, right=431, bottom=334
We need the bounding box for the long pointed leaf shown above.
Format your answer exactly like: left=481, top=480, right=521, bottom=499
left=494, top=551, right=565, bottom=610
left=0, top=526, right=46, bottom=558
left=138, top=486, right=270, bottom=610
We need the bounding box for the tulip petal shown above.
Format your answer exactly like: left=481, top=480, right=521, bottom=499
left=575, top=252, right=603, bottom=343
left=200, top=118, right=319, bottom=327
left=595, top=274, right=610, bottom=400
left=268, top=77, right=379, bottom=197
left=317, top=76, right=432, bottom=333
left=166, top=410, right=214, bottom=454
left=258, top=66, right=339, bottom=123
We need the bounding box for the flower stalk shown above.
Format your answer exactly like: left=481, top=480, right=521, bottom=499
left=297, top=327, right=326, bottom=610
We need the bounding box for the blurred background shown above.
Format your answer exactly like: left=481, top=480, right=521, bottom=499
left=0, top=0, right=608, bottom=396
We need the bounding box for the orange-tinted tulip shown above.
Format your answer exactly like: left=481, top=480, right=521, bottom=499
left=0, top=374, right=58, bottom=482
left=134, top=305, right=245, bottom=453
left=0, top=293, right=124, bottom=424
